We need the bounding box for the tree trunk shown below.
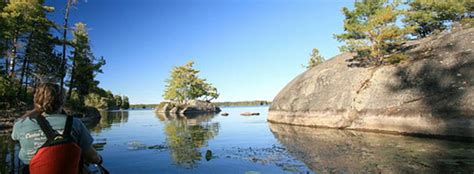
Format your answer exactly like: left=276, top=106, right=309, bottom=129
left=22, top=57, right=31, bottom=100
left=2, top=40, right=8, bottom=74
left=18, top=33, right=34, bottom=98
left=17, top=56, right=28, bottom=97
left=9, top=35, right=17, bottom=78
left=4, top=56, right=8, bottom=75
left=32, top=77, right=38, bottom=95
left=59, top=0, right=73, bottom=94
left=67, top=55, right=76, bottom=100
left=23, top=73, right=30, bottom=99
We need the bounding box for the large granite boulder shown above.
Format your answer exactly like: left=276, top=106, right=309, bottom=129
left=269, top=28, right=474, bottom=137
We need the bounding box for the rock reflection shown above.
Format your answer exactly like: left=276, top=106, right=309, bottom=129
left=156, top=112, right=219, bottom=169
left=269, top=123, right=474, bottom=173
left=87, top=111, right=129, bottom=133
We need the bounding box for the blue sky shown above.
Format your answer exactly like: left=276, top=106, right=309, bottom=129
left=47, top=0, right=353, bottom=104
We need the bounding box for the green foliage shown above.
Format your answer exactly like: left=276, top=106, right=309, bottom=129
left=25, top=13, right=62, bottom=80
left=122, top=96, right=130, bottom=110
left=404, top=0, right=471, bottom=38
left=304, top=48, right=325, bottom=69
left=0, top=76, right=18, bottom=104
left=163, top=117, right=219, bottom=168
left=129, top=104, right=157, bottom=110
left=460, top=17, right=474, bottom=28
left=114, top=95, right=122, bottom=109
left=0, top=0, right=121, bottom=111
left=74, top=87, right=130, bottom=111
left=130, top=100, right=271, bottom=110
left=68, top=22, right=106, bottom=104
left=384, top=53, right=409, bottom=64
left=1, top=0, right=45, bottom=39
left=213, top=100, right=272, bottom=107
left=64, top=90, right=83, bottom=111
left=84, top=93, right=109, bottom=111
left=1, top=0, right=53, bottom=77
left=163, top=61, right=219, bottom=104
left=335, top=0, right=413, bottom=66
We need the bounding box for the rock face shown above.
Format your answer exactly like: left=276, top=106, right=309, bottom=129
left=156, top=100, right=221, bottom=115
left=269, top=28, right=474, bottom=137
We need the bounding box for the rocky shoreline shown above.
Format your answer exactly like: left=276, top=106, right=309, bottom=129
left=0, top=106, right=102, bottom=134
left=269, top=28, right=474, bottom=138
left=156, top=100, right=221, bottom=115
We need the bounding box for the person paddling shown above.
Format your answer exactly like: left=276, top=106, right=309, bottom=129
left=11, top=83, right=103, bottom=174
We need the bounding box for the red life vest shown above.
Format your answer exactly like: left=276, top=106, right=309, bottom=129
left=29, top=115, right=82, bottom=174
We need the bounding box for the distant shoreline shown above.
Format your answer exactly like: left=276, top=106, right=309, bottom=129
left=130, top=100, right=272, bottom=110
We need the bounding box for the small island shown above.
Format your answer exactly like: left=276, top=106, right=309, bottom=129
left=155, top=61, right=221, bottom=115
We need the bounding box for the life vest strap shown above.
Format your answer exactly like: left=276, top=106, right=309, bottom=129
left=35, top=115, right=74, bottom=142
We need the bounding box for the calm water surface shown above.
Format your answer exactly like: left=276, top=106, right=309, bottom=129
left=1, top=106, right=474, bottom=173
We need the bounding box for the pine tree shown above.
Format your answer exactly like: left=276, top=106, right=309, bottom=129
left=59, top=0, right=79, bottom=93
left=305, top=48, right=325, bottom=69
left=404, top=0, right=471, bottom=38
left=335, top=0, right=413, bottom=66
left=1, top=0, right=47, bottom=78
left=67, top=22, right=105, bottom=104
left=163, top=61, right=218, bottom=104
left=19, top=1, right=56, bottom=98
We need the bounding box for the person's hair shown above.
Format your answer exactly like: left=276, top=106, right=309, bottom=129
left=33, top=83, right=64, bottom=114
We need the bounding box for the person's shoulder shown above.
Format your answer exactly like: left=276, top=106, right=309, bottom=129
left=71, top=117, right=87, bottom=127
left=15, top=110, right=40, bottom=125
left=13, top=116, right=34, bottom=127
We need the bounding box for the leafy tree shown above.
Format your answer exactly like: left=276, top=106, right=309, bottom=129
left=84, top=93, right=109, bottom=110
left=114, top=95, right=122, bottom=109
left=335, top=0, right=413, bottom=66
left=304, top=48, right=325, bottom=69
left=122, top=96, right=130, bottom=110
left=67, top=22, right=105, bottom=105
left=85, top=87, right=129, bottom=110
left=163, top=61, right=219, bottom=104
left=404, top=0, right=472, bottom=38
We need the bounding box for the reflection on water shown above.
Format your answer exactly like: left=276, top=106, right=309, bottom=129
left=2, top=108, right=474, bottom=173
left=87, top=111, right=130, bottom=133
left=0, top=134, right=19, bottom=174
left=156, top=112, right=219, bottom=169
left=269, top=123, right=474, bottom=173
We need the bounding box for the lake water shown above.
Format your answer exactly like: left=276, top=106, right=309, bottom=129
left=1, top=106, right=474, bottom=173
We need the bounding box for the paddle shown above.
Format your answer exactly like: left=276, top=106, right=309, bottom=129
left=97, top=164, right=110, bottom=174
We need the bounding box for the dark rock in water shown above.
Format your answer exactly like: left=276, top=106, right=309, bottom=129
left=64, top=106, right=102, bottom=123
left=241, top=112, right=260, bottom=116
left=221, top=112, right=229, bottom=116
left=205, top=150, right=213, bottom=161
left=269, top=28, right=474, bottom=137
